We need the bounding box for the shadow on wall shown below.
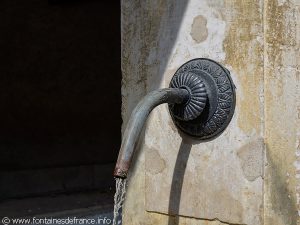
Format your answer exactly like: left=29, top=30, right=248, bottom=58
left=121, top=0, right=191, bottom=224
left=121, top=0, right=190, bottom=116
left=168, top=141, right=192, bottom=225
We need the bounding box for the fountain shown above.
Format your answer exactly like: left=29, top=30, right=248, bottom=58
left=112, top=58, right=236, bottom=225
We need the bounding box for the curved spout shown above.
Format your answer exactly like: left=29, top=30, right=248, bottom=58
left=114, top=88, right=190, bottom=178
left=113, top=59, right=237, bottom=179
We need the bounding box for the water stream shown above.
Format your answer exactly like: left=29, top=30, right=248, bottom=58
left=112, top=178, right=127, bottom=225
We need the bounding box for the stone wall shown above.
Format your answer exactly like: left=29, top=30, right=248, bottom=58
left=264, top=0, right=300, bottom=224
left=121, top=0, right=300, bottom=224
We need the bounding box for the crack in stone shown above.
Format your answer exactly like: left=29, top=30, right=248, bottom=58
left=146, top=210, right=248, bottom=225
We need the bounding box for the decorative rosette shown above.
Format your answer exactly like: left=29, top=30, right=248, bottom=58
left=169, top=72, right=207, bottom=121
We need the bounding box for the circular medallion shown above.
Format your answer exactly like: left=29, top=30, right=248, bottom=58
left=168, top=58, right=236, bottom=140
left=169, top=72, right=207, bottom=121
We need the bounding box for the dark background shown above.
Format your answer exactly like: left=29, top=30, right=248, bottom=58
left=0, top=0, right=121, bottom=199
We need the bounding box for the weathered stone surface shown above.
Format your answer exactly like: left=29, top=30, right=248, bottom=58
left=121, top=0, right=300, bottom=224
left=237, top=139, right=264, bottom=182
left=191, top=15, right=208, bottom=43
left=264, top=0, right=300, bottom=224
left=144, top=1, right=264, bottom=225
left=121, top=1, right=190, bottom=224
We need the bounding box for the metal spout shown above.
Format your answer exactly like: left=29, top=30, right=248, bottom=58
left=114, top=88, right=190, bottom=179
left=113, top=58, right=237, bottom=179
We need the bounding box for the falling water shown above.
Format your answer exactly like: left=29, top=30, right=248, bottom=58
left=113, top=178, right=127, bottom=225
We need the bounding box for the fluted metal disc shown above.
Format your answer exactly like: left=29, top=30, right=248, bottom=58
left=169, top=72, right=207, bottom=121
left=168, top=58, right=236, bottom=140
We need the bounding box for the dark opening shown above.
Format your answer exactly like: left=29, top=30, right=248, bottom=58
left=0, top=0, right=121, bottom=217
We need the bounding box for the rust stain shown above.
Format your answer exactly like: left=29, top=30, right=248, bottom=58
left=264, top=0, right=295, bottom=98
left=264, top=0, right=299, bottom=224
left=223, top=0, right=264, bottom=134
left=265, top=0, right=296, bottom=70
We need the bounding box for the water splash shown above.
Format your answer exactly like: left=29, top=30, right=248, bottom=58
left=113, top=178, right=127, bottom=225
